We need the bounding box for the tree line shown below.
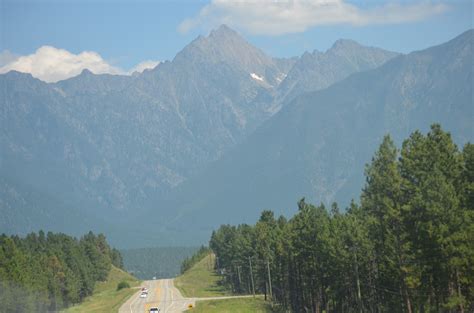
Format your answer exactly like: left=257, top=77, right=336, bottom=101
left=180, top=246, right=211, bottom=274
left=121, top=246, right=200, bottom=279
left=208, top=125, right=473, bottom=313
left=0, top=230, right=123, bottom=312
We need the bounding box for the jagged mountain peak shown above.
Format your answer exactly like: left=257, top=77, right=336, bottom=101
left=209, top=24, right=239, bottom=39
left=172, top=24, right=284, bottom=87
left=80, top=68, right=94, bottom=75
left=180, top=25, right=247, bottom=52
left=3, top=19, right=470, bottom=247
left=179, top=24, right=261, bottom=60
left=301, top=50, right=322, bottom=60
left=329, top=38, right=362, bottom=52
left=0, top=70, right=48, bottom=92
left=2, top=70, right=35, bottom=81
left=54, top=68, right=131, bottom=95
left=161, top=29, right=473, bottom=244
left=275, top=38, right=399, bottom=107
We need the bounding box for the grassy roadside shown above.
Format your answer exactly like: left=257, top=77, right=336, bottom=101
left=174, top=253, right=229, bottom=297
left=193, top=297, right=273, bottom=313
left=62, top=265, right=140, bottom=313
left=175, top=253, right=279, bottom=312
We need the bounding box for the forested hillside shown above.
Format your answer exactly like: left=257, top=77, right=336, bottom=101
left=121, top=246, right=200, bottom=279
left=0, top=231, right=123, bottom=312
left=209, top=125, right=474, bottom=312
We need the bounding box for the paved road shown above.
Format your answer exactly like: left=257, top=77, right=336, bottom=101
left=119, top=279, right=194, bottom=313
left=119, top=278, right=258, bottom=313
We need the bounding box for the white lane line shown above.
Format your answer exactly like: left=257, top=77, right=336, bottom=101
left=129, top=288, right=141, bottom=313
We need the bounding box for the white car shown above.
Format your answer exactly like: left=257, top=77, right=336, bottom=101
left=140, top=292, right=147, bottom=298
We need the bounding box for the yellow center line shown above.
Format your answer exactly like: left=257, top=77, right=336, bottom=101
left=144, top=282, right=162, bottom=313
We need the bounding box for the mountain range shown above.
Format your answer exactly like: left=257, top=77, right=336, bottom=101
left=1, top=25, right=472, bottom=247
left=160, top=29, right=473, bottom=244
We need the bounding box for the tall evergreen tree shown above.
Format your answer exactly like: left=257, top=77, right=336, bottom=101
left=361, top=135, right=413, bottom=312
left=207, top=124, right=473, bottom=313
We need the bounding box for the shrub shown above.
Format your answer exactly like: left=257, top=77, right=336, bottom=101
left=117, top=281, right=130, bottom=291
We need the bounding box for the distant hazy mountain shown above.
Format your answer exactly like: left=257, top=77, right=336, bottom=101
left=0, top=24, right=406, bottom=246
left=274, top=39, right=399, bottom=109
left=160, top=29, right=473, bottom=245
left=1, top=25, right=291, bottom=237
left=121, top=246, right=199, bottom=279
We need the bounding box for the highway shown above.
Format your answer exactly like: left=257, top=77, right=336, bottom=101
left=118, top=279, right=194, bottom=313
left=119, top=278, right=257, bottom=313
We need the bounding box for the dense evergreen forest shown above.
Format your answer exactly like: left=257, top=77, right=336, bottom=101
left=209, top=125, right=473, bottom=313
left=121, top=246, right=200, bottom=279
left=0, top=231, right=123, bottom=312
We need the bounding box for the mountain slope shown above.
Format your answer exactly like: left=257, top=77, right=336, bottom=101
left=160, top=29, right=473, bottom=244
left=274, top=39, right=399, bottom=110
left=1, top=26, right=286, bottom=219
left=0, top=25, right=404, bottom=246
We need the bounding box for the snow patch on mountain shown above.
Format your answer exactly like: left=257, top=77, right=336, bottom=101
left=275, top=73, right=287, bottom=83
left=250, top=73, right=264, bottom=81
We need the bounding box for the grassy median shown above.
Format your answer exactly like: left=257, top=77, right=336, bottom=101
left=62, top=265, right=140, bottom=313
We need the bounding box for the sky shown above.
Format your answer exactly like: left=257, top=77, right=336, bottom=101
left=0, top=0, right=472, bottom=82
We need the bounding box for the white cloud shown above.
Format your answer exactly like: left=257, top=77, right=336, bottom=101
left=128, top=60, right=160, bottom=74
left=0, top=46, right=123, bottom=83
left=178, top=0, right=448, bottom=35
left=0, top=46, right=161, bottom=83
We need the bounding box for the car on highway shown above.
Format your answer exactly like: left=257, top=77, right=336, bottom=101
left=149, top=307, right=160, bottom=312
left=140, top=292, right=147, bottom=298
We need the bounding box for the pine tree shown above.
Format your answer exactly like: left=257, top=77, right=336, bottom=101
left=361, top=135, right=413, bottom=312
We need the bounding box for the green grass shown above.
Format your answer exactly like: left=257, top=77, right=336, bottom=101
left=192, top=297, right=277, bottom=313
left=62, top=265, right=140, bottom=313
left=175, top=253, right=283, bottom=312
left=175, top=253, right=229, bottom=297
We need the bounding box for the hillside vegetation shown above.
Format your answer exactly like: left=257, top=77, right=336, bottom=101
left=121, top=246, right=199, bottom=279
left=192, top=297, right=273, bottom=313
left=175, top=253, right=228, bottom=297
left=177, top=252, right=279, bottom=312
left=209, top=125, right=474, bottom=312
left=63, top=265, right=140, bottom=313
left=0, top=231, right=123, bottom=312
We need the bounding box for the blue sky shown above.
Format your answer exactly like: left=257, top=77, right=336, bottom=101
left=0, top=0, right=472, bottom=82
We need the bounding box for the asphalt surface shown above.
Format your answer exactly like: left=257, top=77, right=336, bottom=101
left=119, top=278, right=258, bottom=313
left=118, top=279, right=194, bottom=313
